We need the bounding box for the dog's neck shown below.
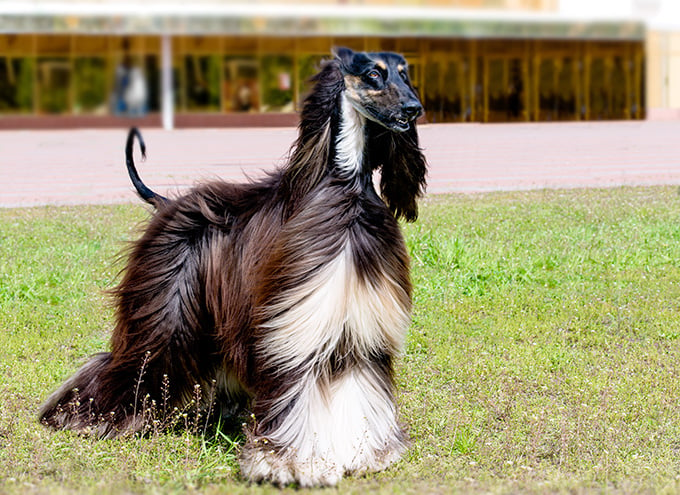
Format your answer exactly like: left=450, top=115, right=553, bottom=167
left=334, top=93, right=366, bottom=179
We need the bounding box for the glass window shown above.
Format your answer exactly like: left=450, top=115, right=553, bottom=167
left=589, top=57, right=609, bottom=120
left=74, top=57, right=108, bottom=114
left=423, top=55, right=469, bottom=123
left=486, top=58, right=506, bottom=122
left=556, top=58, right=577, bottom=120
left=0, top=57, right=34, bottom=113
left=261, top=55, right=294, bottom=113
left=442, top=59, right=470, bottom=122
left=37, top=57, right=71, bottom=114
left=112, top=54, right=152, bottom=116
left=486, top=57, right=525, bottom=122
left=223, top=56, right=259, bottom=112
left=611, top=56, right=628, bottom=119
left=184, top=55, right=221, bottom=111
left=538, top=58, right=557, bottom=120
left=143, top=55, right=160, bottom=113
left=407, top=59, right=423, bottom=97
left=423, top=56, right=442, bottom=123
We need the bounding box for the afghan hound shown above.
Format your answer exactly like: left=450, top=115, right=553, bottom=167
left=40, top=47, right=427, bottom=487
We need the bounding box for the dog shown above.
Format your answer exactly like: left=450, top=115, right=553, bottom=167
left=40, top=47, right=427, bottom=487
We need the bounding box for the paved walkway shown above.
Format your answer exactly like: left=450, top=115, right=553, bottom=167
left=1, top=121, right=679, bottom=207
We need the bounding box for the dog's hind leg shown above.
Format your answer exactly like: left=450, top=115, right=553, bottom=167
left=39, top=350, right=168, bottom=438
left=40, top=217, right=224, bottom=437
left=39, top=352, right=115, bottom=435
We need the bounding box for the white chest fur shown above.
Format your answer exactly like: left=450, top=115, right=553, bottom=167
left=259, top=240, right=409, bottom=374
left=334, top=93, right=366, bottom=178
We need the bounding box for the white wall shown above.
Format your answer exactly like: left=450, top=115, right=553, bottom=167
left=558, top=0, right=680, bottom=27
left=559, top=0, right=633, bottom=18
left=647, top=2, right=680, bottom=30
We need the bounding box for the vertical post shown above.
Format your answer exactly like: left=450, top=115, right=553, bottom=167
left=583, top=43, right=591, bottom=121
left=32, top=34, right=38, bottom=115
left=574, top=44, right=581, bottom=121
left=532, top=52, right=540, bottom=121
left=483, top=57, right=489, bottom=123
left=522, top=42, right=530, bottom=122
left=553, top=58, right=560, bottom=119
left=470, top=40, right=477, bottom=122
left=662, top=32, right=669, bottom=109
left=219, top=36, right=225, bottom=114
left=293, top=38, right=299, bottom=111
left=161, top=33, right=174, bottom=130
left=635, top=43, right=643, bottom=119
left=625, top=43, right=632, bottom=119
left=69, top=34, right=75, bottom=115
left=605, top=56, right=613, bottom=119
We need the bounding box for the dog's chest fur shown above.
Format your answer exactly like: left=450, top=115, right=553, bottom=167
left=258, top=228, right=410, bottom=374
left=255, top=93, right=411, bottom=374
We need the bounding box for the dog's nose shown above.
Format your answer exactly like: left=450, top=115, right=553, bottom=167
left=402, top=101, right=423, bottom=120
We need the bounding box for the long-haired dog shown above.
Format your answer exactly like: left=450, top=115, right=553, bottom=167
left=40, top=47, right=426, bottom=487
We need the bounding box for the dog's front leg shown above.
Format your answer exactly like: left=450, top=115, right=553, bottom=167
left=239, top=360, right=406, bottom=487
left=240, top=213, right=409, bottom=486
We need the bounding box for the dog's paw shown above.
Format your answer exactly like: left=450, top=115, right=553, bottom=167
left=239, top=445, right=296, bottom=486
left=240, top=441, right=343, bottom=487
left=344, top=440, right=406, bottom=476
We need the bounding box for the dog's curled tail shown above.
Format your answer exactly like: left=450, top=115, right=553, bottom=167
left=126, top=127, right=167, bottom=207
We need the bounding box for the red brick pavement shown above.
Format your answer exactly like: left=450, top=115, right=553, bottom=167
left=1, top=121, right=679, bottom=207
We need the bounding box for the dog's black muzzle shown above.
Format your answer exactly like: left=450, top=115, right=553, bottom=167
left=391, top=99, right=423, bottom=131
left=402, top=101, right=424, bottom=121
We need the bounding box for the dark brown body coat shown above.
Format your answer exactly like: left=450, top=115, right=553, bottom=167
left=40, top=49, right=427, bottom=486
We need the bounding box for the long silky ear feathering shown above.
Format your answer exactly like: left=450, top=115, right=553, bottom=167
left=282, top=58, right=345, bottom=207
left=368, top=121, right=428, bottom=222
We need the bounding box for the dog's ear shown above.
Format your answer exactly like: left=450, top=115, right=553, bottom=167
left=368, top=121, right=427, bottom=222
left=334, top=47, right=363, bottom=74
left=332, top=47, right=355, bottom=68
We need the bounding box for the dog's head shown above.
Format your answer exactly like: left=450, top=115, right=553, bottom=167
left=334, top=47, right=423, bottom=133
left=332, top=48, right=427, bottom=222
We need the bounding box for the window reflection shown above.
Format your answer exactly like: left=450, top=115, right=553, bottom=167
left=37, top=57, right=71, bottom=114
left=261, top=55, right=294, bottom=113
left=0, top=34, right=646, bottom=123
left=223, top=56, right=259, bottom=112
left=184, top=55, right=221, bottom=111
left=74, top=57, right=107, bottom=114
left=0, top=57, right=33, bottom=113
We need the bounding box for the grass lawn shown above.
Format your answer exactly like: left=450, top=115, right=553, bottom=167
left=2, top=186, right=680, bottom=494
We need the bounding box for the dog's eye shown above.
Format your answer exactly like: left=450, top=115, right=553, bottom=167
left=367, top=70, right=381, bottom=81
left=399, top=71, right=408, bottom=82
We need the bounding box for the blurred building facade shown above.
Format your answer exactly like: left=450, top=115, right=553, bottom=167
left=637, top=0, right=680, bottom=118
left=0, top=0, right=655, bottom=128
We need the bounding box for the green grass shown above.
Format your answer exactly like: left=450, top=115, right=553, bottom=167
left=3, top=187, right=680, bottom=494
